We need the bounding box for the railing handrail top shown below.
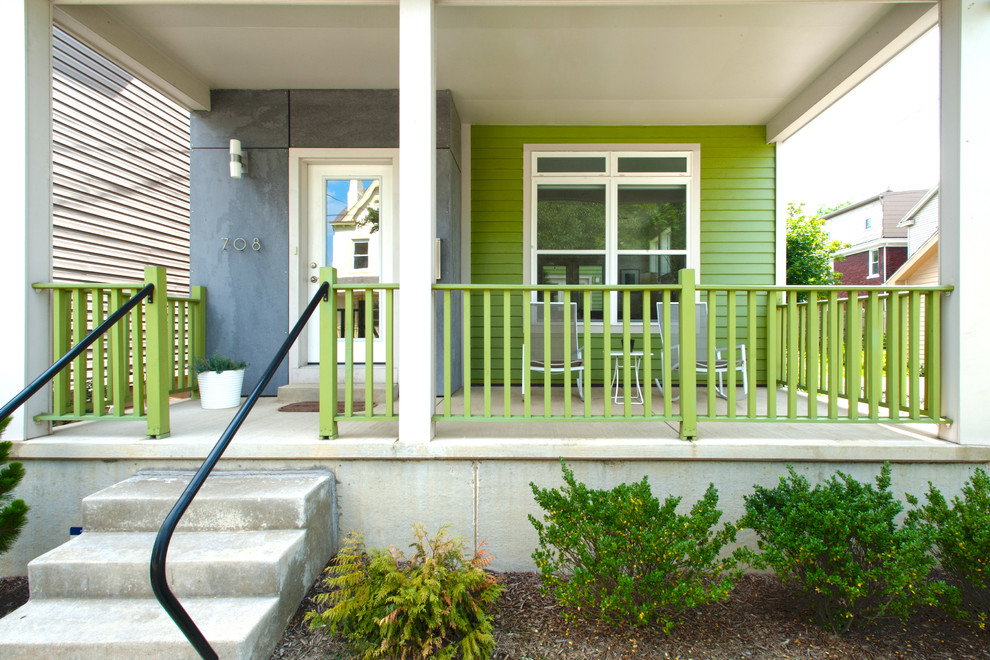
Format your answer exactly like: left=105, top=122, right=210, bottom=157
left=332, top=283, right=400, bottom=290
left=432, top=283, right=954, bottom=293
left=34, top=282, right=144, bottom=291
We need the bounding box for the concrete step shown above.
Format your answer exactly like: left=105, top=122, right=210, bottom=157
left=82, top=470, right=333, bottom=533
left=0, top=597, right=281, bottom=660
left=28, top=529, right=307, bottom=599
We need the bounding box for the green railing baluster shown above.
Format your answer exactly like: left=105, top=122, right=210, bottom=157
left=806, top=291, right=818, bottom=420
left=563, top=289, right=573, bottom=418
left=886, top=290, right=901, bottom=420
left=602, top=289, right=612, bottom=419
left=522, top=291, right=530, bottom=418
left=827, top=291, right=840, bottom=419
left=678, top=270, right=696, bottom=439
left=364, top=289, right=374, bottom=418
left=344, top=288, right=354, bottom=417
left=726, top=289, right=737, bottom=418
left=175, top=300, right=188, bottom=391
left=643, top=290, right=653, bottom=417
left=845, top=293, right=862, bottom=420
left=866, top=291, right=881, bottom=420
left=503, top=290, right=511, bottom=418
left=621, top=289, right=631, bottom=418
left=583, top=290, right=592, bottom=419
left=385, top=288, right=394, bottom=418
left=543, top=292, right=552, bottom=419
left=786, top=291, right=798, bottom=419
left=190, top=286, right=206, bottom=397
left=109, top=289, right=127, bottom=416
left=765, top=292, right=778, bottom=420
left=928, top=292, right=942, bottom=422
left=463, top=290, right=472, bottom=417
left=52, top=289, right=71, bottom=416
left=706, top=289, right=716, bottom=418
left=71, top=288, right=87, bottom=416
left=92, top=290, right=107, bottom=416
left=443, top=289, right=452, bottom=418
left=746, top=291, right=757, bottom=418
left=483, top=289, right=492, bottom=418
left=319, top=268, right=338, bottom=439
left=909, top=291, right=921, bottom=419
left=819, top=299, right=827, bottom=394
left=662, top=290, right=673, bottom=419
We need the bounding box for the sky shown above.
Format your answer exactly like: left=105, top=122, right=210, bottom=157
left=778, top=29, right=940, bottom=215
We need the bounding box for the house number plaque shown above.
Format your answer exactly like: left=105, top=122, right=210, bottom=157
left=221, top=237, right=262, bottom=252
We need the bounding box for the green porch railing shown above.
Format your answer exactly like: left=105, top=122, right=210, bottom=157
left=432, top=269, right=952, bottom=439
left=32, top=267, right=205, bottom=438
left=319, top=267, right=398, bottom=439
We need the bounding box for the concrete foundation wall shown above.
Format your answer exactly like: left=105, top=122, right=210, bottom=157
left=190, top=89, right=462, bottom=396
left=3, top=455, right=986, bottom=575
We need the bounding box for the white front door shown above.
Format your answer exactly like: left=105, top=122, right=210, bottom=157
left=306, top=162, right=394, bottom=363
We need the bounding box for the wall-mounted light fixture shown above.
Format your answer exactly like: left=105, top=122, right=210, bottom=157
left=229, top=139, right=247, bottom=178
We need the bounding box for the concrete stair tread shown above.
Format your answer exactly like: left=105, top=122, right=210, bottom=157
left=0, top=597, right=279, bottom=658
left=83, top=470, right=332, bottom=532
left=29, top=530, right=307, bottom=599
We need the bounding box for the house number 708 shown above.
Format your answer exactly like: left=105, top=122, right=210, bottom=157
left=221, top=237, right=262, bottom=252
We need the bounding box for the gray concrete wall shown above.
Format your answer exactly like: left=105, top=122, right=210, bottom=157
left=190, top=89, right=463, bottom=396
left=3, top=453, right=986, bottom=575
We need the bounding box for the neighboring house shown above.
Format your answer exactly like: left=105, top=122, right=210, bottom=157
left=3, top=0, right=989, bottom=621
left=824, top=189, right=928, bottom=286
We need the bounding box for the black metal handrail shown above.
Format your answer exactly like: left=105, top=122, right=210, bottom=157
left=0, top=283, right=155, bottom=425
left=150, top=280, right=330, bottom=659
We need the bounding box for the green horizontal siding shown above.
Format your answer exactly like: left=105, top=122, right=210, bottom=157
left=469, top=125, right=776, bottom=384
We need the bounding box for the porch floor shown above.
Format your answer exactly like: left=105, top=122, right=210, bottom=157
left=15, top=384, right=981, bottom=466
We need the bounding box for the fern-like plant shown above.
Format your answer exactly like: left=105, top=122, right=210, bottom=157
left=306, top=524, right=502, bottom=660
left=0, top=417, right=29, bottom=555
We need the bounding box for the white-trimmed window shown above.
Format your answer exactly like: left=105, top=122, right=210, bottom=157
left=353, top=239, right=369, bottom=270
left=868, top=248, right=880, bottom=277
left=528, top=148, right=699, bottom=322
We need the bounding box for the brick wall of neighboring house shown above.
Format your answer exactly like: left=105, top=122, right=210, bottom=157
left=833, top=246, right=908, bottom=288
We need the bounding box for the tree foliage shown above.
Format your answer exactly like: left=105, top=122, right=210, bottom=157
left=785, top=202, right=847, bottom=287
left=0, top=417, right=28, bottom=556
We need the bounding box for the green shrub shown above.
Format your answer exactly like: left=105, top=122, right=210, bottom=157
left=0, top=417, right=28, bottom=556
left=306, top=525, right=502, bottom=660
left=907, top=468, right=990, bottom=627
left=529, top=460, right=742, bottom=633
left=193, top=350, right=247, bottom=374
left=740, top=463, right=949, bottom=634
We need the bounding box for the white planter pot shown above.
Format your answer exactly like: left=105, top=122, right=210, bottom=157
left=197, top=369, right=245, bottom=409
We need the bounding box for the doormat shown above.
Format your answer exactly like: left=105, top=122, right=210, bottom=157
left=277, top=401, right=366, bottom=413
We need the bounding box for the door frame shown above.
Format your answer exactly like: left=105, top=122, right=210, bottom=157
left=288, top=148, right=400, bottom=384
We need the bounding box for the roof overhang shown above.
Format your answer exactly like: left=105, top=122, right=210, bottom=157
left=52, top=0, right=938, bottom=142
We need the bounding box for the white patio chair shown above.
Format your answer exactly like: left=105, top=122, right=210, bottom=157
left=653, top=301, right=747, bottom=400
left=522, top=301, right=584, bottom=400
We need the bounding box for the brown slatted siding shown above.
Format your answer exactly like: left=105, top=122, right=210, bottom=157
left=52, top=27, right=191, bottom=296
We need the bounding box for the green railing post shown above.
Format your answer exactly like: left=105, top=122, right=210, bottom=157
left=324, top=272, right=343, bottom=425
left=678, top=269, right=697, bottom=440
left=144, top=266, right=171, bottom=438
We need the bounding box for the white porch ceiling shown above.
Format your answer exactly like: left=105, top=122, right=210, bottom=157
left=54, top=1, right=937, bottom=140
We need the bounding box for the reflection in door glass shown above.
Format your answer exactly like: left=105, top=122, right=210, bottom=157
left=324, top=178, right=380, bottom=268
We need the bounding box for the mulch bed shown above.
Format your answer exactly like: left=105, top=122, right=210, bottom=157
left=0, top=577, right=28, bottom=619
left=274, top=570, right=990, bottom=659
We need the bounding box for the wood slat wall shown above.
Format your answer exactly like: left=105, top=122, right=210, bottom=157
left=52, top=27, right=191, bottom=296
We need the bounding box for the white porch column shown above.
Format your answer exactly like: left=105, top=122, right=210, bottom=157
left=398, top=0, right=437, bottom=443
left=939, top=0, right=990, bottom=444
left=0, top=0, right=51, bottom=441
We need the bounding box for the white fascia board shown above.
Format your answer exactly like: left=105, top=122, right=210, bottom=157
left=54, top=5, right=211, bottom=111
left=897, top=185, right=939, bottom=227
left=834, top=238, right=908, bottom=258
left=766, top=3, right=937, bottom=144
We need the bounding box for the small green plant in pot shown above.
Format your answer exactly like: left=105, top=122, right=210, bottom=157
left=193, top=351, right=248, bottom=409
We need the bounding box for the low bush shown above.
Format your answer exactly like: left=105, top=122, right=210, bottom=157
left=907, top=467, right=990, bottom=627
left=306, top=524, right=502, bottom=660
left=0, top=417, right=29, bottom=556
left=529, top=460, right=742, bottom=633
left=740, top=463, right=950, bottom=634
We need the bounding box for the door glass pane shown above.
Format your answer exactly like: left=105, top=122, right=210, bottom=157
left=536, top=254, right=605, bottom=320
left=324, top=178, right=380, bottom=267
left=617, top=185, right=687, bottom=250
left=537, top=185, right=606, bottom=250
left=617, top=254, right=686, bottom=321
